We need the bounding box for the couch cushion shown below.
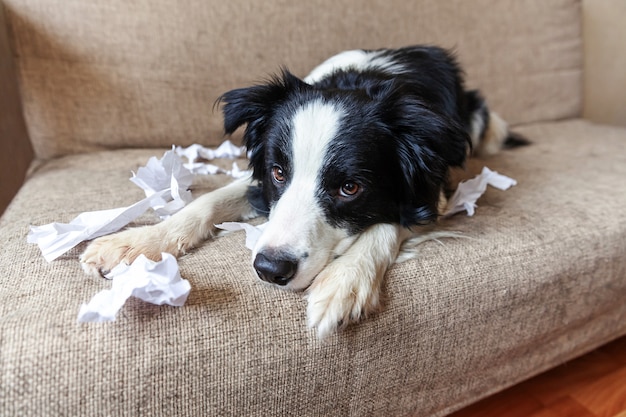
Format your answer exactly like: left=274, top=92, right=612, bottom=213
left=4, top=0, right=582, bottom=159
left=1, top=119, right=625, bottom=416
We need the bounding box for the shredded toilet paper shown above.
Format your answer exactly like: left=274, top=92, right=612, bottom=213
left=77, top=253, right=190, bottom=323
left=27, top=141, right=245, bottom=322
left=28, top=142, right=247, bottom=261
left=444, top=167, right=517, bottom=217
left=130, top=147, right=195, bottom=219
left=175, top=141, right=250, bottom=178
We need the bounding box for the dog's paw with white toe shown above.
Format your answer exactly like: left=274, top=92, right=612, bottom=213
left=80, top=225, right=171, bottom=277
left=306, top=263, right=382, bottom=338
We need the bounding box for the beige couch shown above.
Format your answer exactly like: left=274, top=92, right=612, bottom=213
left=1, top=1, right=625, bottom=416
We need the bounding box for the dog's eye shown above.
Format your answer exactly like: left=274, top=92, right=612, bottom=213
left=339, top=181, right=360, bottom=198
left=271, top=166, right=286, bottom=184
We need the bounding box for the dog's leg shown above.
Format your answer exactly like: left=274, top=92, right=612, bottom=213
left=80, top=178, right=256, bottom=277
left=306, top=223, right=412, bottom=338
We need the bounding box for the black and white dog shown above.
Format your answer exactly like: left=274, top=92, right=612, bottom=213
left=82, top=46, right=521, bottom=337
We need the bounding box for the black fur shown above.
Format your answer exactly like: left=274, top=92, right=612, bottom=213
left=218, top=45, right=495, bottom=232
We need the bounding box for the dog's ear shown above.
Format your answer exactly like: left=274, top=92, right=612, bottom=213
left=217, top=70, right=307, bottom=178
left=381, top=89, right=470, bottom=225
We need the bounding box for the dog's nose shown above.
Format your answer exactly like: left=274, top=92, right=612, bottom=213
left=253, top=251, right=298, bottom=286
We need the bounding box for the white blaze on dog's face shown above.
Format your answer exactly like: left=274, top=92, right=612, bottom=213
left=252, top=100, right=355, bottom=290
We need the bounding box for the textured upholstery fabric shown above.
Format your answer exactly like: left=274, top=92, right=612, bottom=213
left=2, top=120, right=626, bottom=416
left=4, top=0, right=582, bottom=159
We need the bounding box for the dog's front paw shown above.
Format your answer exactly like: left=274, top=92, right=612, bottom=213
left=80, top=226, right=170, bottom=277
left=306, top=262, right=382, bottom=338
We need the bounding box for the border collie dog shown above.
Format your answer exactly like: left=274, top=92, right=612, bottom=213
left=82, top=45, right=520, bottom=337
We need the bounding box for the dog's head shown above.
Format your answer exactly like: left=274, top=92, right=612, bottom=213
left=219, top=70, right=469, bottom=289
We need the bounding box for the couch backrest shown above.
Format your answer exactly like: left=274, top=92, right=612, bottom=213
left=4, top=0, right=582, bottom=160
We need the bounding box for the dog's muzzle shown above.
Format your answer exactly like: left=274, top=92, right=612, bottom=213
left=253, top=251, right=298, bottom=286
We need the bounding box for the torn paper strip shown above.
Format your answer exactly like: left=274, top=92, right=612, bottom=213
left=27, top=189, right=171, bottom=262
left=444, top=166, right=517, bottom=217
left=215, top=222, right=267, bottom=250
left=77, top=253, right=191, bottom=323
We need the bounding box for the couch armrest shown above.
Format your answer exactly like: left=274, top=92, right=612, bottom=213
left=0, top=2, right=33, bottom=217
left=583, top=0, right=626, bottom=126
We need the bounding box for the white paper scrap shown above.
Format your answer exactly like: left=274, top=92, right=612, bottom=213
left=215, top=222, right=267, bottom=250
left=130, top=148, right=194, bottom=218
left=213, top=140, right=246, bottom=158
left=228, top=161, right=252, bottom=179
left=77, top=253, right=191, bottom=323
left=444, top=166, right=517, bottom=217
left=175, top=140, right=245, bottom=162
left=175, top=141, right=250, bottom=178
left=27, top=189, right=171, bottom=262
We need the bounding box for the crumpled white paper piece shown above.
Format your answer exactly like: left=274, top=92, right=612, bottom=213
left=130, top=147, right=194, bottom=218
left=444, top=166, right=517, bottom=217
left=215, top=222, right=267, bottom=250
left=27, top=189, right=171, bottom=262
left=77, top=253, right=191, bottom=323
left=175, top=141, right=250, bottom=178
